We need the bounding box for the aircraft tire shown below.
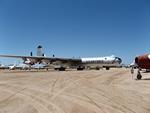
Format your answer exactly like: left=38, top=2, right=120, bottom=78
left=96, top=67, right=100, bottom=70
left=137, top=74, right=142, bottom=80
left=77, top=68, right=84, bottom=71
left=106, top=67, right=110, bottom=70
left=59, top=67, right=66, bottom=71
left=77, top=66, right=85, bottom=71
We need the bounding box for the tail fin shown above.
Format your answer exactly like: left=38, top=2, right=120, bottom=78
left=37, top=45, right=45, bottom=56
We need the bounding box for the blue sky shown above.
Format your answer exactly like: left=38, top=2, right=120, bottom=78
left=0, top=0, right=150, bottom=64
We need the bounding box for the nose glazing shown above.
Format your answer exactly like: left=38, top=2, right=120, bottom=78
left=115, top=57, right=122, bottom=64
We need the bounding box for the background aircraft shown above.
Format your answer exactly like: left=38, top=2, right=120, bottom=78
left=0, top=64, right=9, bottom=69
left=6, top=63, right=29, bottom=70
left=0, top=45, right=122, bottom=71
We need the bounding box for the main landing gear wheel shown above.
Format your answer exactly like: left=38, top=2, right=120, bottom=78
left=59, top=67, right=66, bottom=71
left=106, top=67, right=110, bottom=70
left=55, top=67, right=66, bottom=71
left=77, top=66, right=85, bottom=71
left=96, top=67, right=100, bottom=70
left=137, top=70, right=142, bottom=80
left=137, top=74, right=142, bottom=80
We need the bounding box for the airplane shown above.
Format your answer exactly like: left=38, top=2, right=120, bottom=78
left=8, top=64, right=16, bottom=70
left=0, top=45, right=122, bottom=71
left=31, top=64, right=49, bottom=70
left=134, top=54, right=150, bottom=80
left=129, top=62, right=137, bottom=68
left=8, top=63, right=48, bottom=70
left=0, top=64, right=9, bottom=69
left=6, top=63, right=48, bottom=70
left=16, top=63, right=30, bottom=70
left=0, top=62, right=30, bottom=70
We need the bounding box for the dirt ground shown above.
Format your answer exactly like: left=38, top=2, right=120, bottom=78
left=0, top=68, right=150, bottom=113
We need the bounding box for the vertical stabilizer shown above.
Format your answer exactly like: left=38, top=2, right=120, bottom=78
left=37, top=45, right=44, bottom=56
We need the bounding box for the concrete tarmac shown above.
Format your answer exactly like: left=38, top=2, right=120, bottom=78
left=0, top=68, right=150, bottom=113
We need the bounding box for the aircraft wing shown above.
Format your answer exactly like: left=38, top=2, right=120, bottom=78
left=0, top=55, right=38, bottom=59
left=0, top=55, right=82, bottom=65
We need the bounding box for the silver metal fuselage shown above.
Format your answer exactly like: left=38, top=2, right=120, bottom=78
left=80, top=56, right=122, bottom=68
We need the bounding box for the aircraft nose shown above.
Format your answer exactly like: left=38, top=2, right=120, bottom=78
left=115, top=57, right=122, bottom=64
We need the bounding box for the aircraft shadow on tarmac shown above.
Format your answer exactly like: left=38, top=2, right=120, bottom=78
left=141, top=78, right=150, bottom=80
left=142, top=71, right=150, bottom=73
left=134, top=78, right=150, bottom=81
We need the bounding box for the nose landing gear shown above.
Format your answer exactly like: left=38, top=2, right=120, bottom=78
left=131, top=68, right=142, bottom=80
left=137, top=69, right=142, bottom=80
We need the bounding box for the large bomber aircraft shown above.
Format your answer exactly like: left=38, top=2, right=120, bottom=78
left=0, top=45, right=122, bottom=71
left=134, top=54, right=150, bottom=80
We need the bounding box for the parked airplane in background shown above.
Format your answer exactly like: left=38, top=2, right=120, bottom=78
left=6, top=63, right=30, bottom=70
left=0, top=64, right=16, bottom=70
left=0, top=45, right=122, bottom=71
left=134, top=54, right=150, bottom=79
left=8, top=64, right=16, bottom=70
left=8, top=63, right=48, bottom=70
left=31, top=64, right=49, bottom=70
left=0, top=64, right=9, bottom=69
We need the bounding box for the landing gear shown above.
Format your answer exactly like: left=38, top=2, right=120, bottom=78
left=106, top=67, right=110, bottom=70
left=55, top=67, right=66, bottom=71
left=77, top=66, right=85, bottom=71
left=137, top=70, right=142, bottom=80
left=96, top=67, right=100, bottom=70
